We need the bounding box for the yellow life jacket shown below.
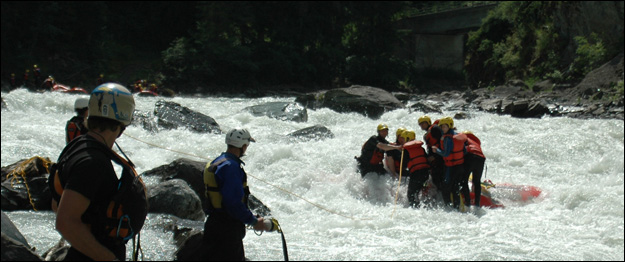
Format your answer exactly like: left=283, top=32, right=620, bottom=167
left=203, top=157, right=250, bottom=211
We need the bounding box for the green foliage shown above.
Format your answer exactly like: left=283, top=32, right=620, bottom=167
left=569, top=33, right=607, bottom=78
left=613, top=80, right=624, bottom=102
left=465, top=1, right=565, bottom=87
left=524, top=76, right=540, bottom=91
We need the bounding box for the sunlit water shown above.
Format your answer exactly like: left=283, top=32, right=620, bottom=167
left=2, top=88, right=623, bottom=261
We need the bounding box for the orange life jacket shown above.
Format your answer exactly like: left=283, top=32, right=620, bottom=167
left=66, top=117, right=86, bottom=144
left=440, top=132, right=467, bottom=167
left=403, top=140, right=430, bottom=172
left=464, top=133, right=485, bottom=159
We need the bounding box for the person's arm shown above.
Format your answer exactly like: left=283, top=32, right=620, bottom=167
left=56, top=189, right=118, bottom=261
left=433, top=137, right=454, bottom=157
left=218, top=164, right=258, bottom=226
left=377, top=143, right=401, bottom=151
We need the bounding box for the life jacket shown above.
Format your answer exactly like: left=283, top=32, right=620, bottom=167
left=48, top=136, right=148, bottom=244
left=203, top=156, right=251, bottom=212
left=360, top=135, right=385, bottom=166
left=403, top=140, right=430, bottom=173
left=440, top=132, right=467, bottom=167
left=65, top=116, right=87, bottom=144
left=424, top=123, right=441, bottom=151
left=464, top=133, right=485, bottom=159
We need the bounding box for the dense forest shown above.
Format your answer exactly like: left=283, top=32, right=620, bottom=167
left=1, top=1, right=623, bottom=94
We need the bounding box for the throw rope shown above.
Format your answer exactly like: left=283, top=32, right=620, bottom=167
left=5, top=156, right=52, bottom=211
left=123, top=133, right=371, bottom=221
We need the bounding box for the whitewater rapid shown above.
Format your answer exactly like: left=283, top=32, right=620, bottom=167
left=2, top=88, right=623, bottom=260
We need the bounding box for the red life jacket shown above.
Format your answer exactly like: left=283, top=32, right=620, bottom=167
left=66, top=117, right=86, bottom=144
left=440, top=132, right=467, bottom=167
left=370, top=149, right=384, bottom=166
left=361, top=137, right=385, bottom=166
left=464, top=133, right=485, bottom=159
left=403, top=140, right=430, bottom=173
left=424, top=124, right=440, bottom=150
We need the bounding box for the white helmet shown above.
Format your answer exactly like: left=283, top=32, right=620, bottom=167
left=88, top=83, right=135, bottom=126
left=74, top=97, right=89, bottom=110
left=225, top=128, right=256, bottom=148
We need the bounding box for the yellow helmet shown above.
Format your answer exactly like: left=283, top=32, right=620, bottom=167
left=401, top=130, right=416, bottom=142
left=462, top=130, right=473, bottom=135
left=26, top=69, right=30, bottom=73
left=439, top=117, right=454, bottom=129
left=100, top=74, right=104, bottom=78
left=33, top=64, right=38, bottom=68
left=418, top=115, right=432, bottom=125
left=377, top=123, right=389, bottom=131
left=396, top=127, right=407, bottom=137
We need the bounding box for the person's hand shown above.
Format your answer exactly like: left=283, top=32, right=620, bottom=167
left=431, top=146, right=438, bottom=152
left=253, top=216, right=266, bottom=231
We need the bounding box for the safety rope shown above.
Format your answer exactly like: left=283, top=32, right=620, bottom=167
left=391, top=148, right=405, bottom=218
left=5, top=156, right=52, bottom=211
left=123, top=133, right=371, bottom=221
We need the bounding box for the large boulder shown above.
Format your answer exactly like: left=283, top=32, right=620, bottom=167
left=153, top=100, right=221, bottom=133
left=131, top=109, right=159, bottom=133
left=147, top=179, right=205, bottom=221
left=296, top=85, right=405, bottom=119
left=1, top=211, right=30, bottom=248
left=141, top=158, right=272, bottom=217
left=1, top=211, right=42, bottom=261
left=1, top=233, right=42, bottom=261
left=1, top=156, right=53, bottom=211
left=287, top=125, right=334, bottom=141
left=142, top=158, right=207, bottom=208
left=244, top=102, right=308, bottom=122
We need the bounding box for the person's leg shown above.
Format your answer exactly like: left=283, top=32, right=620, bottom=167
left=471, top=156, right=486, bottom=207
left=204, top=215, right=246, bottom=261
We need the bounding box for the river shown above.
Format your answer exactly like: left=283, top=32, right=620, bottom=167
left=1, top=88, right=623, bottom=260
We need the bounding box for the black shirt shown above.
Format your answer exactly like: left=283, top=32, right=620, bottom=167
left=59, top=135, right=126, bottom=260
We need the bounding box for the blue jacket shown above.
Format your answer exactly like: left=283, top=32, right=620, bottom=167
left=435, top=129, right=466, bottom=157
left=212, top=152, right=257, bottom=225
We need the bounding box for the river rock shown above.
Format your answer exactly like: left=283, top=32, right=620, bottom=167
left=244, top=102, right=308, bottom=122
left=287, top=125, right=334, bottom=141
left=296, top=85, right=405, bottom=119
left=1, top=156, right=53, bottom=211
left=1, top=232, right=43, bottom=261
left=1, top=211, right=30, bottom=248
left=153, top=100, right=221, bottom=133
left=141, top=158, right=271, bottom=217
left=148, top=179, right=205, bottom=221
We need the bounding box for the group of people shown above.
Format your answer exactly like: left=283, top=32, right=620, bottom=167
left=356, top=116, right=486, bottom=211
left=132, top=79, right=159, bottom=94
left=50, top=83, right=267, bottom=261
left=9, top=64, right=43, bottom=89
left=8, top=64, right=109, bottom=92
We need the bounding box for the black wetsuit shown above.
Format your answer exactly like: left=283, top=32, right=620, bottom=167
left=463, top=153, right=485, bottom=207
left=357, top=135, right=389, bottom=177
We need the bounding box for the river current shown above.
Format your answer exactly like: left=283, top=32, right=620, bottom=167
left=1, top=88, right=623, bottom=260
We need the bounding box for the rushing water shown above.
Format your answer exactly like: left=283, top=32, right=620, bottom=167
left=2, top=88, right=623, bottom=261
